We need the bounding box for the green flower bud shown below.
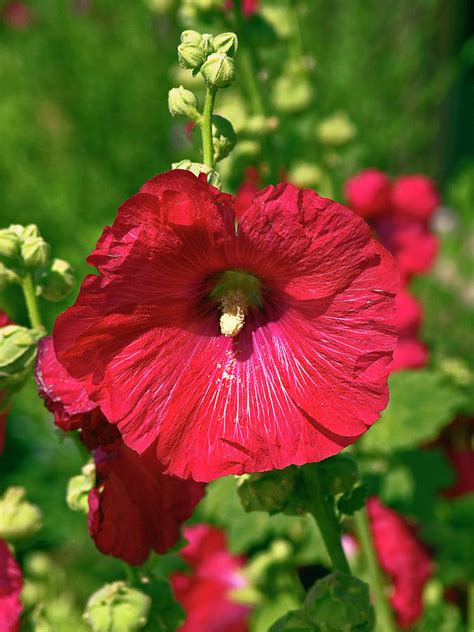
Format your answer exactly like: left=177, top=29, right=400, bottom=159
left=25, top=552, right=55, bottom=578
left=288, top=162, right=324, bottom=189
left=272, top=74, right=313, bottom=113
left=0, top=228, right=21, bottom=261
left=37, top=258, right=75, bottom=302
left=22, top=224, right=41, bottom=239
left=67, top=463, right=95, bottom=514
left=201, top=53, right=235, bottom=89
left=84, top=581, right=151, bottom=632
left=200, top=33, right=214, bottom=58
left=0, top=262, right=19, bottom=291
left=304, top=572, right=374, bottom=631
left=238, top=467, right=296, bottom=514
left=213, top=32, right=238, bottom=57
left=177, top=42, right=205, bottom=71
left=0, top=486, right=42, bottom=541
left=180, top=30, right=202, bottom=46
left=0, top=325, right=40, bottom=391
left=211, top=115, right=237, bottom=162
left=172, top=160, right=222, bottom=190
left=21, top=236, right=51, bottom=269
left=168, top=86, right=200, bottom=121
left=316, top=111, right=356, bottom=146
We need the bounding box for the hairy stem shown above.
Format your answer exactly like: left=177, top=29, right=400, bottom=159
left=21, top=273, right=43, bottom=330
left=306, top=467, right=351, bottom=574
left=354, top=506, right=397, bottom=632
left=201, top=87, right=217, bottom=168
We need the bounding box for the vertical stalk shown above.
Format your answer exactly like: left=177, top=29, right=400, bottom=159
left=305, top=467, right=351, bottom=574
left=201, top=87, right=217, bottom=168
left=21, top=273, right=43, bottom=330
left=354, top=507, right=397, bottom=632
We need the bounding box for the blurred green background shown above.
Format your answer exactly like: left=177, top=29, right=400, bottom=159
left=0, top=0, right=473, bottom=630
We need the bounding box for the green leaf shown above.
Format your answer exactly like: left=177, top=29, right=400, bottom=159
left=142, top=578, right=184, bottom=632
left=337, top=485, right=368, bottom=516
left=360, top=370, right=463, bottom=454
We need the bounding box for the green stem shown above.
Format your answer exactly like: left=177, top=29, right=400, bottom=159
left=354, top=507, right=397, bottom=632
left=201, top=87, right=217, bottom=168
left=306, top=467, right=351, bottom=574
left=21, top=273, right=43, bottom=330
left=468, top=583, right=474, bottom=632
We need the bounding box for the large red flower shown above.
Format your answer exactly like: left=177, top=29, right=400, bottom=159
left=35, top=336, right=205, bottom=565
left=53, top=170, right=397, bottom=482
left=367, top=497, right=432, bottom=628
left=0, top=540, right=22, bottom=632
left=171, top=524, right=250, bottom=632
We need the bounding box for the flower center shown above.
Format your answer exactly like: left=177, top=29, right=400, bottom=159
left=209, top=270, right=262, bottom=337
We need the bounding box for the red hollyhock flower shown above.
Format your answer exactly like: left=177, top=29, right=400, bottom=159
left=53, top=170, right=397, bottom=482
left=367, top=497, right=432, bottom=628
left=390, top=175, right=440, bottom=221
left=0, top=540, right=22, bottom=632
left=374, top=214, right=438, bottom=283
left=344, top=169, right=392, bottom=219
left=35, top=336, right=205, bottom=565
left=2, top=2, right=34, bottom=30
left=171, top=524, right=250, bottom=632
left=391, top=288, right=427, bottom=371
left=234, top=167, right=261, bottom=221
left=225, top=0, right=258, bottom=18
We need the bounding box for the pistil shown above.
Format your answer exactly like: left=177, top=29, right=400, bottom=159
left=219, top=289, right=249, bottom=337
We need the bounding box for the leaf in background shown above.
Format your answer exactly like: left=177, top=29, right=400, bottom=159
left=360, top=370, right=464, bottom=454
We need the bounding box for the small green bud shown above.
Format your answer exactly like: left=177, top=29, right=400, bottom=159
left=211, top=115, right=237, bottom=162
left=0, top=262, right=19, bottom=291
left=201, top=53, right=235, bottom=89
left=272, top=74, right=313, bottom=113
left=200, top=33, right=214, bottom=58
left=0, top=486, right=42, bottom=541
left=25, top=552, right=55, bottom=578
left=67, top=463, right=95, bottom=513
left=237, top=468, right=296, bottom=514
left=0, top=325, right=40, bottom=391
left=177, top=42, right=205, bottom=71
left=37, top=258, right=75, bottom=302
left=288, top=162, right=324, bottom=189
left=168, top=86, right=200, bottom=121
left=180, top=29, right=202, bottom=45
left=316, top=111, right=356, bottom=146
left=304, top=572, right=374, bottom=631
left=172, top=160, right=222, bottom=189
left=22, top=224, right=41, bottom=239
left=84, top=581, right=151, bottom=632
left=21, top=236, right=51, bottom=269
left=0, top=228, right=21, bottom=261
left=213, top=32, right=238, bottom=57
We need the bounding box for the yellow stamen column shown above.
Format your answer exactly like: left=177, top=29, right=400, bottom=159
left=219, top=289, right=249, bottom=337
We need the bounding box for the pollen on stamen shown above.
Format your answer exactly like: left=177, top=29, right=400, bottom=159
left=219, top=289, right=248, bottom=337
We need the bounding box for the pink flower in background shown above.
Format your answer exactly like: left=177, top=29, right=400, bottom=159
left=390, top=175, right=440, bottom=221
left=0, top=540, right=22, bottom=632
left=225, top=0, right=258, bottom=18
left=172, top=524, right=250, bottom=632
left=391, top=289, right=428, bottom=371
left=367, top=497, right=433, bottom=628
left=35, top=336, right=205, bottom=565
left=344, top=169, right=392, bottom=219
left=52, top=170, right=397, bottom=482
left=2, top=2, right=34, bottom=30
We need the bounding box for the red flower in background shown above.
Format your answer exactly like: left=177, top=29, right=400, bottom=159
left=35, top=337, right=205, bottom=565
left=438, top=418, right=474, bottom=498
left=172, top=524, right=250, bottom=632
left=344, top=169, right=391, bottom=220
left=2, top=2, right=34, bottom=30
left=390, top=175, right=440, bottom=221
left=233, top=167, right=260, bottom=221
left=0, top=540, right=22, bottom=632
left=53, top=170, right=397, bottom=482
left=391, top=289, right=427, bottom=371
left=225, top=0, right=258, bottom=18
left=368, top=497, right=433, bottom=628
